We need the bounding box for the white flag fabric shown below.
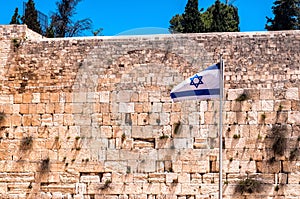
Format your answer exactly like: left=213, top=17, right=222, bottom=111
left=170, top=63, right=221, bottom=102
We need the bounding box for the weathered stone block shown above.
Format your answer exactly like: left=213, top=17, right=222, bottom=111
left=119, top=103, right=134, bottom=113
left=286, top=88, right=299, bottom=100
left=287, top=111, right=300, bottom=124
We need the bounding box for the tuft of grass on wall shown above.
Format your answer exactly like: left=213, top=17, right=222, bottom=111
left=40, top=158, right=50, bottom=172
left=99, top=179, right=112, bottom=190
left=271, top=124, right=287, bottom=156
left=235, top=91, right=249, bottom=101
left=173, top=121, right=181, bottom=135
left=20, top=136, right=33, bottom=150
left=0, top=112, right=5, bottom=124
left=235, top=178, right=263, bottom=194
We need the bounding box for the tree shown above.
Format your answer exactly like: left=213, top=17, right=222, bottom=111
left=182, top=0, right=203, bottom=33
left=169, top=0, right=240, bottom=33
left=92, top=28, right=104, bottom=36
left=22, top=0, right=42, bottom=34
left=169, top=14, right=184, bottom=33
left=266, top=0, right=300, bottom=30
left=10, top=8, right=21, bottom=25
left=49, top=0, right=93, bottom=37
left=209, top=0, right=240, bottom=32
left=45, top=24, right=55, bottom=38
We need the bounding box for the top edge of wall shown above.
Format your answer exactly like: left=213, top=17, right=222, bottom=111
left=1, top=24, right=300, bottom=42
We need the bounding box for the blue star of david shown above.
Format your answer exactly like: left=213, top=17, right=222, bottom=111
left=190, top=74, right=203, bottom=88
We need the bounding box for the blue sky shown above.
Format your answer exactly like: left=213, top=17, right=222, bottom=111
left=0, top=0, right=275, bottom=36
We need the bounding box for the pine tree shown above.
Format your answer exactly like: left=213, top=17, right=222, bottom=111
left=169, top=14, right=184, bottom=33
left=266, top=0, right=300, bottom=30
left=10, top=8, right=21, bottom=25
left=22, top=0, right=42, bottom=34
left=210, top=0, right=239, bottom=32
left=182, top=0, right=203, bottom=33
left=169, top=0, right=240, bottom=33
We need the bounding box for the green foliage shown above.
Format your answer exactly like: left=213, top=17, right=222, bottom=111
left=235, top=178, right=263, bottom=194
left=20, top=136, right=33, bottom=150
left=10, top=8, right=21, bottom=25
left=0, top=112, right=5, bottom=124
left=169, top=0, right=240, bottom=33
left=266, top=0, right=300, bottom=30
left=235, top=92, right=249, bottom=101
left=209, top=0, right=240, bottom=32
left=45, top=24, right=55, bottom=38
left=92, top=28, right=104, bottom=36
left=289, top=148, right=298, bottom=160
left=260, top=113, right=266, bottom=122
left=126, top=166, right=131, bottom=174
left=268, top=156, right=276, bottom=164
left=233, top=134, right=240, bottom=139
left=182, top=0, right=203, bottom=33
left=257, top=134, right=262, bottom=140
left=278, top=104, right=283, bottom=111
left=49, top=0, right=93, bottom=37
left=271, top=124, right=287, bottom=156
left=22, top=0, right=42, bottom=34
left=40, top=158, right=50, bottom=172
left=121, top=133, right=126, bottom=142
left=169, top=14, right=184, bottom=33
left=173, top=121, right=181, bottom=135
left=100, top=179, right=112, bottom=190
left=75, top=136, right=81, bottom=140
left=159, top=134, right=169, bottom=139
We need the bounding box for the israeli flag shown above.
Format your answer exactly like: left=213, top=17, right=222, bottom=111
left=170, top=63, right=221, bottom=102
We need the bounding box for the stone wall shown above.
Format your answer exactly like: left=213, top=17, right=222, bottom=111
left=0, top=25, right=299, bottom=198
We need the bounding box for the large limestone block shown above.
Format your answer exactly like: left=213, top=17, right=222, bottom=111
left=260, top=88, right=274, bottom=100
left=288, top=111, right=300, bottom=124
left=119, top=103, right=135, bottom=113
left=286, top=88, right=299, bottom=100
left=227, top=89, right=244, bottom=101
left=261, top=100, right=274, bottom=111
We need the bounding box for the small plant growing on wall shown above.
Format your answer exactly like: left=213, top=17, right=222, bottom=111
left=75, top=136, right=81, bottom=140
left=173, top=121, right=181, bottom=135
left=233, top=134, right=240, bottom=139
left=235, top=91, right=249, bottom=101
left=40, top=158, right=50, bottom=172
left=289, top=148, right=299, bottom=161
left=20, top=136, right=33, bottom=150
left=12, top=38, right=21, bottom=51
left=268, top=156, right=276, bottom=164
left=99, top=179, right=112, bottom=190
left=0, top=112, right=5, bottom=124
left=121, top=133, right=126, bottom=142
left=235, top=178, right=262, bottom=194
left=159, top=134, right=169, bottom=139
left=271, top=124, right=287, bottom=156
left=260, top=113, right=266, bottom=123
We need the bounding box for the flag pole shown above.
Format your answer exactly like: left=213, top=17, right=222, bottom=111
left=219, top=55, right=224, bottom=199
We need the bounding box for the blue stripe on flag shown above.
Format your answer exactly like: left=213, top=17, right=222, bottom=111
left=204, top=63, right=220, bottom=71
left=170, top=88, right=220, bottom=99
